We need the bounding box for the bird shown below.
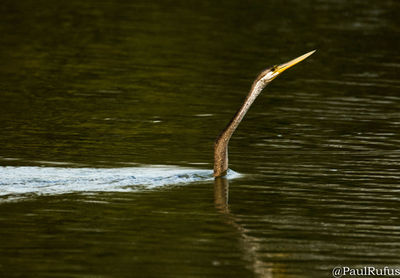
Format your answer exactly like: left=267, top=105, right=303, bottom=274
left=213, top=50, right=316, bottom=177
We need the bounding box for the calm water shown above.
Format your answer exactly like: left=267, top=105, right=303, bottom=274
left=1, top=0, right=400, bottom=277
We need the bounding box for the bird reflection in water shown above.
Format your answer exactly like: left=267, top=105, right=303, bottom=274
left=214, top=177, right=291, bottom=278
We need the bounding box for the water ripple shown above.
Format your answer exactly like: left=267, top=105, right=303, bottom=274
left=0, top=166, right=239, bottom=200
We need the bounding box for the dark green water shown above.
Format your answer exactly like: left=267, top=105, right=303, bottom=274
left=1, top=0, right=400, bottom=277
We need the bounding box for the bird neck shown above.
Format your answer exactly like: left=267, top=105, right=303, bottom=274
left=213, top=81, right=266, bottom=177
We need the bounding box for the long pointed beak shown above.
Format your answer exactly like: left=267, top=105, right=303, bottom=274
left=274, top=50, right=316, bottom=74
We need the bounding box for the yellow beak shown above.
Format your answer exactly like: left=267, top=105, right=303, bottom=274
left=274, top=50, right=316, bottom=74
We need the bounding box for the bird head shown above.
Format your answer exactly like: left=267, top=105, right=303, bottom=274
left=255, top=50, right=316, bottom=86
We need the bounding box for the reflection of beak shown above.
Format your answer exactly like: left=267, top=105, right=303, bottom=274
left=274, top=50, right=316, bottom=75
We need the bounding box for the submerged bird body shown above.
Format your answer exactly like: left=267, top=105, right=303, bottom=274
left=213, top=51, right=315, bottom=177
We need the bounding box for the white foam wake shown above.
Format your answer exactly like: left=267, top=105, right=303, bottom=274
left=0, top=165, right=240, bottom=200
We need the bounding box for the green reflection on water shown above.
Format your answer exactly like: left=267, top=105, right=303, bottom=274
left=1, top=0, right=400, bottom=277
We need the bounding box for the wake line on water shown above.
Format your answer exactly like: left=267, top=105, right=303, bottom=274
left=0, top=166, right=239, bottom=200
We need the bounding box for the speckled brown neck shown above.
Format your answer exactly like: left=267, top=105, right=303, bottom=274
left=213, top=76, right=268, bottom=177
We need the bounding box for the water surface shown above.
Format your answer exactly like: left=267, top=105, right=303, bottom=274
left=1, top=0, right=400, bottom=277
